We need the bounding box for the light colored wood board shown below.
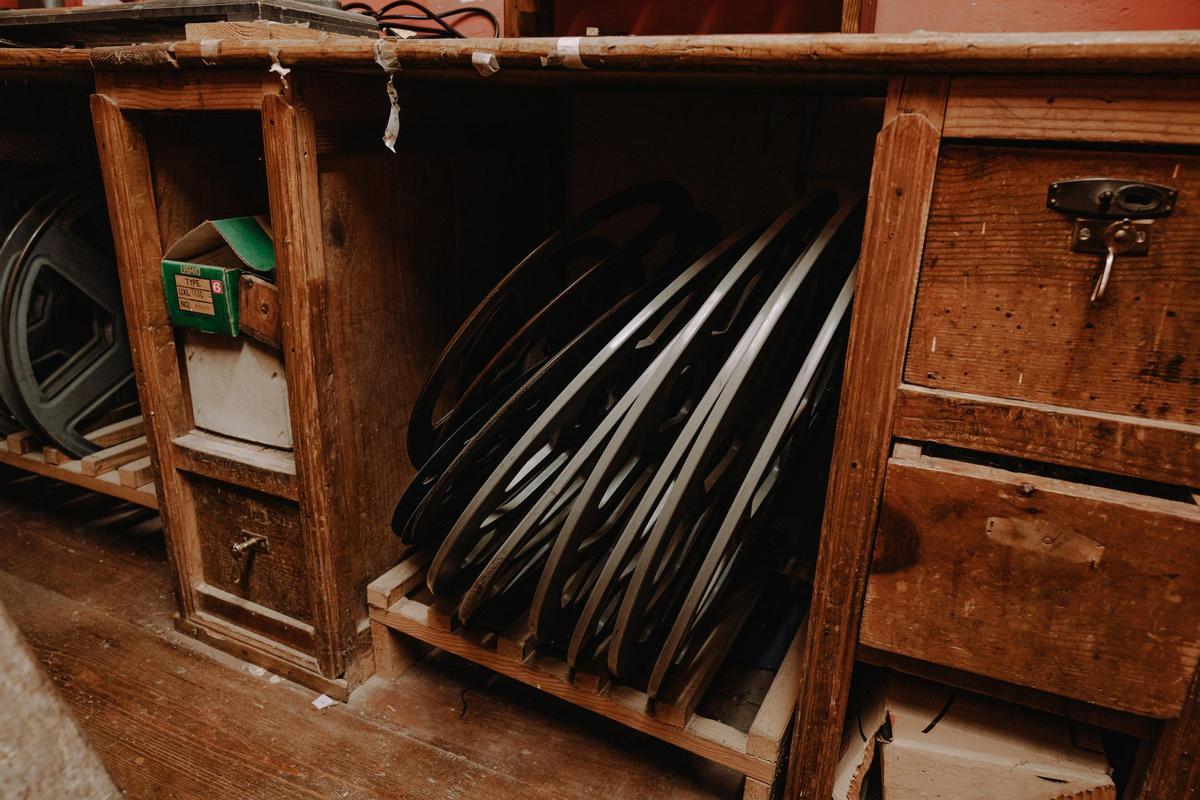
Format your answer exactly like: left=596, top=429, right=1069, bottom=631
left=496, top=611, right=535, bottom=661
left=366, top=551, right=433, bottom=610
left=148, top=31, right=1200, bottom=75
left=171, top=430, right=298, bottom=501
left=369, top=619, right=421, bottom=680
left=0, top=445, right=158, bottom=509
left=743, top=777, right=772, bottom=800
left=372, top=599, right=778, bottom=783
left=84, top=415, right=143, bottom=447
left=573, top=668, right=611, bottom=694
left=894, top=385, right=1200, bottom=489
left=92, top=69, right=283, bottom=111
left=6, top=431, right=34, bottom=455
left=904, top=144, right=1200, bottom=426
left=0, top=597, right=120, bottom=800
left=183, top=20, right=366, bottom=42
left=788, top=76, right=948, bottom=800
left=747, top=622, right=808, bottom=760
left=861, top=453, right=1200, bottom=719
left=945, top=75, right=1200, bottom=144
left=890, top=441, right=923, bottom=461
left=41, top=447, right=72, bottom=466
left=657, top=588, right=762, bottom=728
left=80, top=435, right=148, bottom=476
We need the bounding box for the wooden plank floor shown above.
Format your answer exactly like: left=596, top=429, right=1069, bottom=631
left=0, top=475, right=741, bottom=800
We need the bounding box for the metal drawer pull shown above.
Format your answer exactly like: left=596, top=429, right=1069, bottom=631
left=1082, top=218, right=1148, bottom=302
left=230, top=531, right=270, bottom=582
left=1049, top=178, right=1175, bottom=304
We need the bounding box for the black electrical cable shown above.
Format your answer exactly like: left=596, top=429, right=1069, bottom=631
left=341, top=0, right=500, bottom=38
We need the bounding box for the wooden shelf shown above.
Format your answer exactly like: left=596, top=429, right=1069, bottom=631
left=172, top=430, right=298, bottom=501
left=0, top=420, right=157, bottom=510
left=368, top=552, right=805, bottom=800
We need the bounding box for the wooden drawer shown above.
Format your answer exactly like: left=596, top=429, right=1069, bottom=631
left=187, top=474, right=313, bottom=630
left=906, top=144, right=1200, bottom=427
left=860, top=448, right=1200, bottom=719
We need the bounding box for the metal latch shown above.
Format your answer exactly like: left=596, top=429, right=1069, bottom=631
left=230, top=530, right=269, bottom=582
left=1047, top=178, right=1177, bottom=303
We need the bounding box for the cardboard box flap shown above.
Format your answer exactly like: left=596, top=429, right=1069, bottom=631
left=835, top=673, right=1116, bottom=800
left=163, top=216, right=275, bottom=274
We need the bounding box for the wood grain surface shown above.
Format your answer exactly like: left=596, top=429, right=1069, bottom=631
left=0, top=494, right=740, bottom=800
left=786, top=75, right=948, bottom=800
left=861, top=451, right=1200, bottom=719
left=906, top=144, right=1200, bottom=427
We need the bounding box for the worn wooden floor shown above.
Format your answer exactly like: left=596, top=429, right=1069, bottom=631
left=0, top=476, right=741, bottom=800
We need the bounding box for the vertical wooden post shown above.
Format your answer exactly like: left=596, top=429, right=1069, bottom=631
left=1134, top=664, right=1200, bottom=798
left=260, top=89, right=353, bottom=679
left=90, top=91, right=200, bottom=615
left=784, top=75, right=949, bottom=800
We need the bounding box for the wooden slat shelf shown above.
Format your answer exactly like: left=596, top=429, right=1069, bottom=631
left=368, top=552, right=806, bottom=800
left=0, top=419, right=157, bottom=510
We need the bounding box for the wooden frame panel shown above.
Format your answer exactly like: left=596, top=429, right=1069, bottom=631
left=895, top=385, right=1200, bottom=489
left=92, top=93, right=201, bottom=614
left=944, top=75, right=1200, bottom=145
left=786, top=74, right=949, bottom=800
left=91, top=70, right=366, bottom=688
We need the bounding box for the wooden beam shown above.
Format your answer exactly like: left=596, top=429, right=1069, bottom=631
left=1134, top=662, right=1200, bottom=798
left=945, top=75, right=1200, bottom=145
left=84, top=415, right=143, bottom=448
left=91, top=94, right=198, bottom=609
left=894, top=385, right=1200, bottom=489
left=260, top=91, right=348, bottom=679
left=117, top=455, right=154, bottom=488
left=786, top=74, right=948, bottom=800
left=80, top=436, right=148, bottom=477
left=148, top=32, right=1200, bottom=75
left=0, top=443, right=157, bottom=509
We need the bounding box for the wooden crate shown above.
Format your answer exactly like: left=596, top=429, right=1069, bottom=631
left=0, top=418, right=156, bottom=510
left=368, top=552, right=805, bottom=800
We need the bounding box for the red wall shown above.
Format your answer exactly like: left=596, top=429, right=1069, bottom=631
left=553, top=0, right=840, bottom=35
left=873, top=0, right=1200, bottom=33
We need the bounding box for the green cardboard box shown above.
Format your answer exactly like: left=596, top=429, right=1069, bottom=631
left=161, top=216, right=276, bottom=337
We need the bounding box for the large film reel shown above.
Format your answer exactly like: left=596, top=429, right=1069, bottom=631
left=0, top=181, right=135, bottom=457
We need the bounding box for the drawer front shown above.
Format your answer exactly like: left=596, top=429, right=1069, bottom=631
left=861, top=451, right=1200, bottom=718
left=188, top=474, right=313, bottom=626
left=906, top=144, right=1200, bottom=426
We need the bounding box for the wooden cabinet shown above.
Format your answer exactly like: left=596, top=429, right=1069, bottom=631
left=2, top=31, right=1185, bottom=800
left=794, top=73, right=1200, bottom=800
left=89, top=66, right=549, bottom=698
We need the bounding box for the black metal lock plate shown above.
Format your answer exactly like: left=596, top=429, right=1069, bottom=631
left=1047, top=178, right=1178, bottom=218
